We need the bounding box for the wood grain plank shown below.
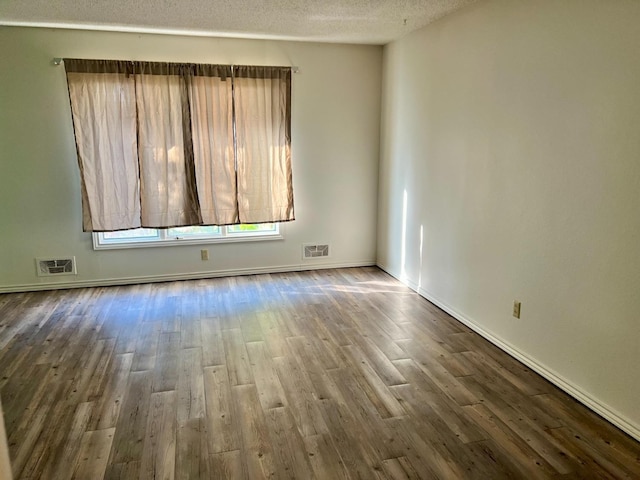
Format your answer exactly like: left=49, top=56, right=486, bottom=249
left=381, top=456, right=422, bottom=480
left=246, top=341, right=287, bottom=410
left=459, top=375, right=576, bottom=475
left=102, top=461, right=140, bottom=480
left=285, top=336, right=343, bottom=403
left=140, top=391, right=177, bottom=480
left=303, top=434, right=350, bottom=480
left=463, top=402, right=560, bottom=479
left=385, top=416, right=466, bottom=479
left=89, top=352, right=134, bottom=431
left=71, top=428, right=116, bottom=480
left=203, top=365, right=240, bottom=454
left=340, top=344, right=406, bottom=419
left=318, top=399, right=381, bottom=479
left=233, top=384, right=278, bottom=479
left=273, top=353, right=329, bottom=437
left=209, top=450, right=243, bottom=479
left=176, top=347, right=206, bottom=424
left=329, top=366, right=407, bottom=461
left=152, top=332, right=181, bottom=393
left=49, top=402, right=95, bottom=480
left=175, top=418, right=209, bottom=480
left=222, top=328, right=254, bottom=386
left=264, top=407, right=315, bottom=479
left=256, top=310, right=290, bottom=358
left=107, top=370, right=153, bottom=465
left=397, top=337, right=479, bottom=406
left=200, top=317, right=224, bottom=367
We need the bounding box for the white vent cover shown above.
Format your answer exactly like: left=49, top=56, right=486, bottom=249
left=36, top=257, right=77, bottom=277
left=303, top=244, right=330, bottom=259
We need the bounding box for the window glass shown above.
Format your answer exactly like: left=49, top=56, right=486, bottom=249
left=227, top=223, right=276, bottom=234
left=102, top=228, right=159, bottom=241
left=167, top=226, right=222, bottom=237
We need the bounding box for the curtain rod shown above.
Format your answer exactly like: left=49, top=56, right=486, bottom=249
left=53, top=58, right=300, bottom=73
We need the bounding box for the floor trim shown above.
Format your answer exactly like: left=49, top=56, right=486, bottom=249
left=0, top=261, right=376, bottom=293
left=377, top=262, right=640, bottom=442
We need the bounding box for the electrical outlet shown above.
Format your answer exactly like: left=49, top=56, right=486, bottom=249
left=513, top=300, right=521, bottom=319
left=200, top=249, right=209, bottom=261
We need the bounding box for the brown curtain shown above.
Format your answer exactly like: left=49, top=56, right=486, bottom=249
left=64, top=59, right=293, bottom=232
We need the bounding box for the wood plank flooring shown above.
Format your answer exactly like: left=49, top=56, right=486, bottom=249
left=0, top=267, right=639, bottom=479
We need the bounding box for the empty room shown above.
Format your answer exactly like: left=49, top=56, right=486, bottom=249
left=1, top=0, right=639, bottom=478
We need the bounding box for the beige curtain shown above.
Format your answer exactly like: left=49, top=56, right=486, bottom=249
left=66, top=62, right=140, bottom=231
left=65, top=59, right=293, bottom=231
left=189, top=66, right=237, bottom=225
left=134, top=63, right=202, bottom=227
left=234, top=66, right=294, bottom=223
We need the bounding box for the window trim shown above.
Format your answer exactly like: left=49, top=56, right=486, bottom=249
left=92, top=224, right=283, bottom=250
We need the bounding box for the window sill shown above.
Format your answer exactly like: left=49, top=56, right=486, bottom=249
left=92, top=233, right=284, bottom=250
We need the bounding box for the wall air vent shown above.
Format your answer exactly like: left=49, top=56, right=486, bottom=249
left=36, top=257, right=77, bottom=277
left=303, top=244, right=330, bottom=259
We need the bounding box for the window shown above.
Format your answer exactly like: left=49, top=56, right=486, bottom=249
left=94, top=224, right=280, bottom=249
left=64, top=60, right=294, bottom=232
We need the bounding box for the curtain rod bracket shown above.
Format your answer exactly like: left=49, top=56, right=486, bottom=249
left=53, top=58, right=63, bottom=66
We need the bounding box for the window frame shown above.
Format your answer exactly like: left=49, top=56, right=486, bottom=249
left=92, top=224, right=283, bottom=250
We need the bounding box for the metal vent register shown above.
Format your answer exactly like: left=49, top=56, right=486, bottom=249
left=36, top=257, right=77, bottom=276
left=303, top=244, right=329, bottom=259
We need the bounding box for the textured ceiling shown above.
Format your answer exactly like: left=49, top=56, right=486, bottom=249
left=0, top=0, right=477, bottom=45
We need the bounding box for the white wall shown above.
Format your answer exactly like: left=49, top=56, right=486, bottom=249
left=378, top=0, right=640, bottom=437
left=0, top=27, right=381, bottom=290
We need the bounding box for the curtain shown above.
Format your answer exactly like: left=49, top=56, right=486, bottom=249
left=65, top=61, right=140, bottom=231
left=134, top=63, right=202, bottom=227
left=64, top=59, right=293, bottom=232
left=234, top=66, right=293, bottom=224
left=189, top=65, right=237, bottom=225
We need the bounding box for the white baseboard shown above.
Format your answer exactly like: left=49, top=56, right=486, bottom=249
left=0, top=260, right=376, bottom=293
left=377, top=262, right=640, bottom=442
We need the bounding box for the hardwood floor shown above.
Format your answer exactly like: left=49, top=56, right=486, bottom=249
left=0, top=267, right=638, bottom=479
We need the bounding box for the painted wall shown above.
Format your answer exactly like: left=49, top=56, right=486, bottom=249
left=378, top=0, right=640, bottom=436
left=0, top=27, right=381, bottom=290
